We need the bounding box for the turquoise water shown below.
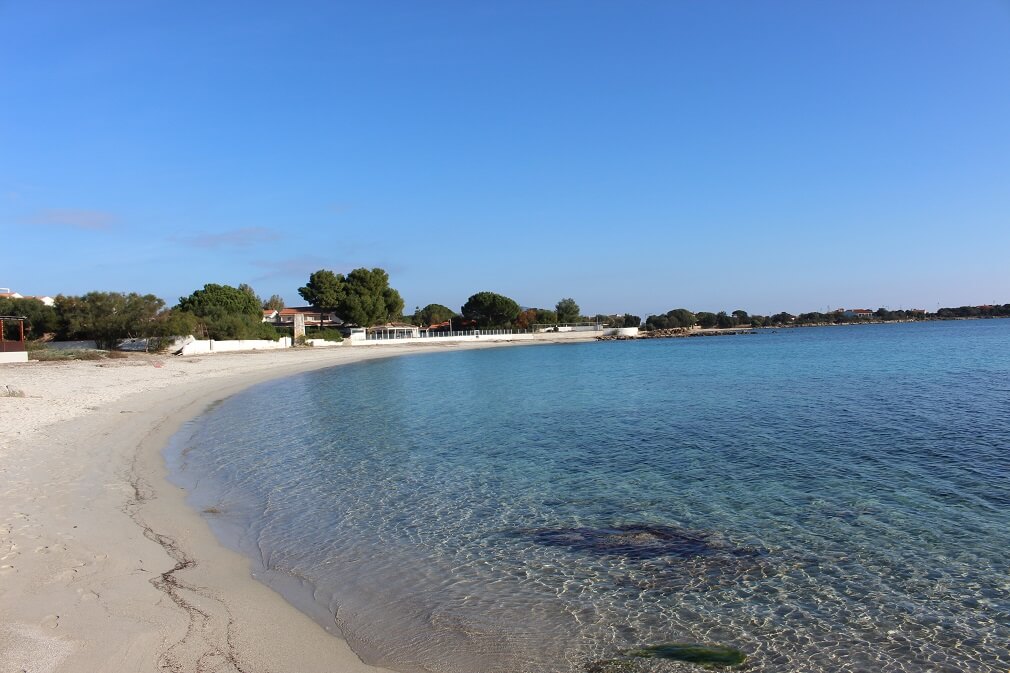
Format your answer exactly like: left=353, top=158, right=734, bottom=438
left=167, top=321, right=1010, bottom=672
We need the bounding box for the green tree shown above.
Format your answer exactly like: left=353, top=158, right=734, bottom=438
left=732, top=310, right=749, bottom=324
left=145, top=310, right=200, bottom=350
left=176, top=284, right=277, bottom=340
left=696, top=312, right=718, bottom=328
left=555, top=297, right=581, bottom=323
left=413, top=303, right=457, bottom=326
left=645, top=308, right=695, bottom=330
left=238, top=283, right=262, bottom=307
left=339, top=267, right=404, bottom=327
left=461, top=291, right=521, bottom=328
left=178, top=283, right=261, bottom=318
left=56, top=292, right=165, bottom=349
left=622, top=314, right=641, bottom=328
left=0, top=297, right=57, bottom=338
left=716, top=311, right=737, bottom=328
left=263, top=294, right=285, bottom=311
left=298, top=270, right=345, bottom=311
left=535, top=308, right=558, bottom=324
left=797, top=312, right=829, bottom=324
left=195, top=313, right=279, bottom=340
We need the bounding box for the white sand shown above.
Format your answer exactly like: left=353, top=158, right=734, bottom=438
left=0, top=338, right=593, bottom=673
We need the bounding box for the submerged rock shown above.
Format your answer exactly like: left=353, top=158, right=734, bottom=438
left=529, top=524, right=757, bottom=561
left=627, top=642, right=746, bottom=667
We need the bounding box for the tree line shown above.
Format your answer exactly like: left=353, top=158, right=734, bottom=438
left=0, top=268, right=635, bottom=348
left=0, top=284, right=278, bottom=349
left=641, top=305, right=986, bottom=330
left=413, top=293, right=640, bottom=330
left=4, top=271, right=1004, bottom=350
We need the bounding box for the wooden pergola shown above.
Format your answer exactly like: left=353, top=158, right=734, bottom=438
left=0, top=315, right=27, bottom=353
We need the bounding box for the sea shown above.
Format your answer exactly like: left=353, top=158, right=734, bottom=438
left=165, top=320, right=1010, bottom=673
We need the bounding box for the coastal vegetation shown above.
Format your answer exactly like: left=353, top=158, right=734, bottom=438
left=6, top=269, right=1009, bottom=352
left=411, top=303, right=458, bottom=326
left=639, top=305, right=1001, bottom=330
left=298, top=268, right=404, bottom=327
left=176, top=283, right=279, bottom=341
left=555, top=297, right=581, bottom=324
left=55, top=292, right=167, bottom=349
left=0, top=296, right=57, bottom=337
left=460, top=291, right=522, bottom=328
left=515, top=308, right=556, bottom=328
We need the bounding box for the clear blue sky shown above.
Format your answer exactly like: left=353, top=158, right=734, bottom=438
left=2, top=1, right=1008, bottom=316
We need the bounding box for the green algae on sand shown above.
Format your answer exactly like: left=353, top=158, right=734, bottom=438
left=626, top=642, right=747, bottom=668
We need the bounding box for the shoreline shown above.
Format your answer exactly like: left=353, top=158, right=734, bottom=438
left=0, top=337, right=594, bottom=673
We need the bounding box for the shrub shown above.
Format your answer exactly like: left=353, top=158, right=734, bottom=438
left=307, top=328, right=343, bottom=342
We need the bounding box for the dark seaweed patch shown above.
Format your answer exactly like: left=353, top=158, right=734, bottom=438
left=627, top=642, right=747, bottom=667
left=529, top=524, right=759, bottom=561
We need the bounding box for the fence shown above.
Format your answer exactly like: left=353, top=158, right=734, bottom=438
left=350, top=325, right=620, bottom=346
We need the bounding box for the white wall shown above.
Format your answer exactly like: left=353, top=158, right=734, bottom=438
left=305, top=338, right=342, bottom=348
left=179, top=337, right=292, bottom=356
left=602, top=327, right=640, bottom=337
left=0, top=352, right=28, bottom=364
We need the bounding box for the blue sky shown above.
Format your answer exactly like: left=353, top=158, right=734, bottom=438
left=2, top=1, right=1008, bottom=316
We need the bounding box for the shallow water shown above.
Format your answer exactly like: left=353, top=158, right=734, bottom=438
left=167, top=320, right=1010, bottom=672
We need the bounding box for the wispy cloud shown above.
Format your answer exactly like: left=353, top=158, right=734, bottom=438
left=175, top=226, right=282, bottom=249
left=25, top=208, right=117, bottom=230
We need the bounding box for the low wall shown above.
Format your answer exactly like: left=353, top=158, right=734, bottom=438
left=0, top=352, right=28, bottom=364
left=602, top=327, right=640, bottom=337
left=305, top=339, right=343, bottom=348
left=179, top=337, right=292, bottom=356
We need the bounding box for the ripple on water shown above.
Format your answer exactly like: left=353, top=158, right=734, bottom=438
left=167, top=321, right=1010, bottom=673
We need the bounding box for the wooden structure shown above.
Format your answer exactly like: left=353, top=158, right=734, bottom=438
left=0, top=315, right=28, bottom=363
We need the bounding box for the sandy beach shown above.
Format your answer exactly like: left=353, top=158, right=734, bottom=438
left=0, top=338, right=591, bottom=673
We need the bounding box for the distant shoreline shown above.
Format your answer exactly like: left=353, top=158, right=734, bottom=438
left=622, top=314, right=1010, bottom=340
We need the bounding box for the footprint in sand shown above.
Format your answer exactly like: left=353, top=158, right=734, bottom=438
left=0, top=564, right=15, bottom=575
left=76, top=588, right=100, bottom=601
left=41, top=614, right=60, bottom=629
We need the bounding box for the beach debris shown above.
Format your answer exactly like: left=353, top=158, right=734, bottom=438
left=626, top=642, right=746, bottom=668
left=2, top=385, right=26, bottom=397
left=528, top=524, right=757, bottom=561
